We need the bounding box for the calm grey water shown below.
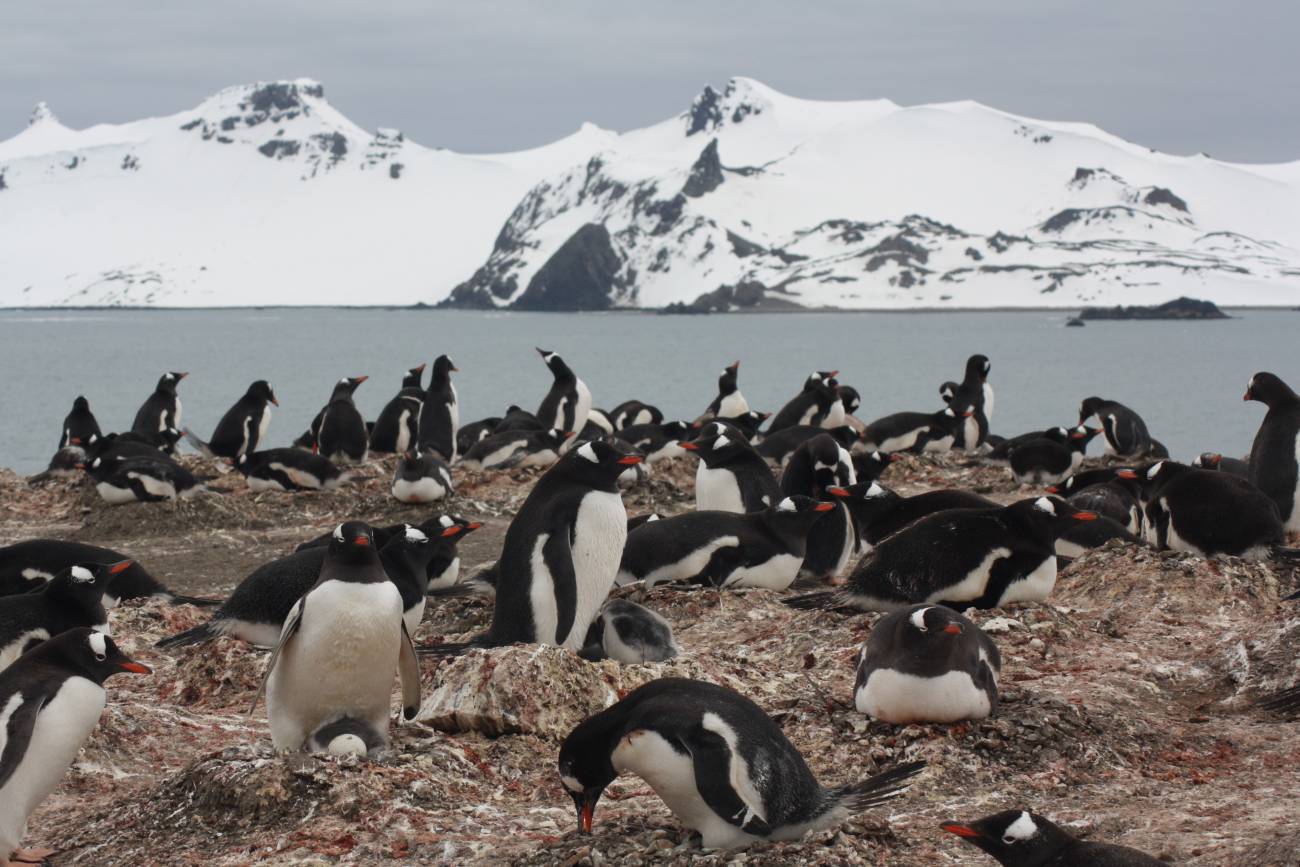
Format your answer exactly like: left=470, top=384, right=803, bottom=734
left=1, top=309, right=1296, bottom=474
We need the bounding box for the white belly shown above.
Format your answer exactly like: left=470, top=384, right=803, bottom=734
left=392, top=476, right=448, bottom=503
left=572, top=379, right=593, bottom=434
left=997, top=555, right=1057, bottom=605
left=0, top=629, right=51, bottom=671
left=718, top=390, right=749, bottom=419
left=247, top=473, right=288, bottom=493
left=696, top=465, right=745, bottom=513
left=0, top=678, right=105, bottom=856
left=394, top=408, right=414, bottom=454
left=626, top=535, right=739, bottom=587
left=266, top=581, right=404, bottom=753
left=646, top=442, right=686, bottom=463
left=962, top=416, right=980, bottom=452
left=256, top=405, right=272, bottom=452
left=855, top=668, right=992, bottom=723
left=724, top=553, right=803, bottom=590
left=923, top=434, right=955, bottom=453
left=871, top=427, right=925, bottom=454
left=518, top=448, right=559, bottom=468
left=821, top=400, right=846, bottom=429
left=173, top=396, right=183, bottom=430
left=96, top=481, right=139, bottom=505
left=562, top=491, right=627, bottom=649
left=982, top=383, right=995, bottom=420
left=926, top=547, right=1012, bottom=604
left=428, top=557, right=460, bottom=591
left=1287, top=434, right=1300, bottom=532
left=128, top=471, right=177, bottom=499
left=219, top=619, right=285, bottom=648
left=476, top=439, right=526, bottom=469
left=448, top=384, right=460, bottom=461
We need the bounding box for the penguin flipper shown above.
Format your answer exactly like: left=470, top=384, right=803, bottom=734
left=182, top=428, right=215, bottom=459
left=0, top=693, right=47, bottom=789
left=782, top=591, right=835, bottom=610
left=544, top=527, right=580, bottom=645
left=155, top=621, right=217, bottom=648
left=682, top=726, right=772, bottom=835
left=249, top=598, right=304, bottom=716
left=397, top=620, right=421, bottom=721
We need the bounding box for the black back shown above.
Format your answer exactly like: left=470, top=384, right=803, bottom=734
left=417, top=355, right=459, bottom=460
left=457, top=417, right=502, bottom=455
left=317, top=377, right=369, bottom=461
left=857, top=604, right=1000, bottom=701
left=536, top=349, right=584, bottom=433
left=768, top=371, right=839, bottom=433
left=833, top=483, right=996, bottom=547
left=1246, top=372, right=1300, bottom=525
left=1079, top=396, right=1152, bottom=457
left=943, top=809, right=1163, bottom=866
left=0, top=539, right=166, bottom=603
left=131, top=371, right=186, bottom=434
left=59, top=396, right=102, bottom=450
left=0, top=562, right=120, bottom=652
left=207, top=380, right=277, bottom=458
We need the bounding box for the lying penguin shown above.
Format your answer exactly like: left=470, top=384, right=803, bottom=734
left=578, top=599, right=680, bottom=663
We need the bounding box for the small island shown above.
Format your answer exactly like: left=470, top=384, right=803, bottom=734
left=1078, top=296, right=1229, bottom=320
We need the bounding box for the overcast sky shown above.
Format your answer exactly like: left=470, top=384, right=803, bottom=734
left=3, top=1, right=1297, bottom=162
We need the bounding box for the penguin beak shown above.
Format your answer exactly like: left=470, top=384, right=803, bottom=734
left=813, top=502, right=836, bottom=512
left=962, top=411, right=974, bottom=418
left=119, top=660, right=152, bottom=674
left=679, top=441, right=699, bottom=451
left=177, top=372, right=188, bottom=380
left=69, top=437, right=82, bottom=445
left=354, top=536, right=371, bottom=547
left=573, top=790, right=600, bottom=833
left=827, top=487, right=850, bottom=498
left=353, top=375, right=369, bottom=385
left=943, top=623, right=963, bottom=635
left=109, top=560, right=133, bottom=574
left=440, top=526, right=462, bottom=537
left=1045, top=485, right=1060, bottom=494
left=1243, top=389, right=1252, bottom=401
left=270, top=396, right=279, bottom=406
left=940, top=822, right=981, bottom=838
left=464, top=522, right=483, bottom=532
left=1116, top=469, right=1139, bottom=479
left=1072, top=511, right=1099, bottom=522
left=617, top=455, right=643, bottom=465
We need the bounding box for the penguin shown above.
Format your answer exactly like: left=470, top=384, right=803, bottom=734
left=837, top=385, right=862, bottom=419
left=721, top=410, right=770, bottom=446
left=184, top=380, right=278, bottom=460
left=938, top=381, right=958, bottom=405
left=780, top=433, right=856, bottom=498
left=578, top=409, right=616, bottom=441
left=1139, top=460, right=1290, bottom=559
left=459, top=428, right=569, bottom=471
left=941, top=810, right=1164, bottom=866
left=0, top=629, right=150, bottom=867
left=1006, top=428, right=1074, bottom=486
left=1244, top=371, right=1300, bottom=533
left=536, top=348, right=593, bottom=435
left=947, top=355, right=992, bottom=451
left=1078, top=396, right=1154, bottom=457
left=236, top=448, right=344, bottom=492
left=253, top=522, right=420, bottom=756
left=420, top=441, right=640, bottom=655
left=757, top=425, right=858, bottom=466
left=28, top=445, right=86, bottom=484
left=617, top=497, right=835, bottom=590
left=557, top=678, right=925, bottom=847
left=1052, top=514, right=1140, bottom=560
left=369, top=364, right=426, bottom=455
left=768, top=371, right=840, bottom=433
left=680, top=421, right=781, bottom=513
left=697, top=360, right=748, bottom=422
left=392, top=450, right=453, bottom=503
left=617, top=421, right=692, bottom=463
left=1046, top=468, right=1142, bottom=535
left=86, top=429, right=181, bottom=463
left=422, top=516, right=481, bottom=593
left=786, top=497, right=1098, bottom=612
left=1192, top=452, right=1251, bottom=479
left=0, top=561, right=126, bottom=670
left=828, top=483, right=996, bottom=552
left=57, top=396, right=101, bottom=450
left=494, top=405, right=547, bottom=433
left=859, top=406, right=967, bottom=454
left=578, top=599, right=680, bottom=663
left=456, top=417, right=501, bottom=457
left=854, top=604, right=1000, bottom=724
left=0, top=539, right=213, bottom=607
left=131, top=371, right=187, bottom=434
left=850, top=449, right=898, bottom=484
left=417, top=355, right=459, bottom=462
left=609, top=400, right=663, bottom=431
left=316, top=376, right=370, bottom=463
left=82, top=453, right=206, bottom=504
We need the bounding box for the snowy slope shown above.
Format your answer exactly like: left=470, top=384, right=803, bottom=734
left=2, top=78, right=1298, bottom=309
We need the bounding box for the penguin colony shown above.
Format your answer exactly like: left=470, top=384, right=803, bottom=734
left=5, top=350, right=1300, bottom=863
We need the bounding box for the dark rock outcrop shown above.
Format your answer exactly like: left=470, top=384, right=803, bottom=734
left=1079, top=296, right=1228, bottom=320
left=685, top=85, right=723, bottom=136
left=512, top=223, right=624, bottom=311
left=1143, top=187, right=1189, bottom=213
left=682, top=139, right=724, bottom=198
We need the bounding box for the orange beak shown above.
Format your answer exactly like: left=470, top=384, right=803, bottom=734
left=119, top=661, right=152, bottom=674
left=109, top=560, right=133, bottom=574
left=679, top=441, right=699, bottom=451
left=465, top=522, right=483, bottom=531
left=827, top=487, right=850, bottom=498
left=1072, top=511, right=1099, bottom=522
left=1116, top=468, right=1139, bottom=479
left=814, top=502, right=836, bottom=512
left=440, top=526, right=462, bottom=537
left=1243, top=390, right=1252, bottom=401
left=941, top=823, right=980, bottom=838
left=617, top=455, right=644, bottom=465
left=943, top=623, right=963, bottom=635
left=354, top=536, right=370, bottom=546
left=1045, top=485, right=1060, bottom=494
left=353, top=375, right=369, bottom=384
left=581, top=802, right=594, bottom=833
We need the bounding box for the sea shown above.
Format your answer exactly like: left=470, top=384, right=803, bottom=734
left=1, top=308, right=1296, bottom=474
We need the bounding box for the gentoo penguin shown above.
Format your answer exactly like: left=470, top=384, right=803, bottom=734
left=1139, top=460, right=1290, bottom=559
left=851, top=450, right=898, bottom=484
left=947, top=355, right=992, bottom=451
left=254, top=522, right=420, bottom=756
left=422, top=516, right=481, bottom=593
left=1245, top=371, right=1300, bottom=533
left=421, top=441, right=639, bottom=655
left=859, top=405, right=966, bottom=454
left=1079, top=396, right=1154, bottom=457
left=608, top=400, right=663, bottom=431
left=786, top=497, right=1097, bottom=612
left=185, top=380, right=278, bottom=459
left=131, top=371, right=187, bottom=434
left=757, top=425, right=857, bottom=466
left=86, top=429, right=181, bottom=463
left=617, top=497, right=835, bottom=590
left=536, top=348, right=593, bottom=435
left=939, top=381, right=958, bottom=405
left=370, top=364, right=425, bottom=455
left=627, top=513, right=662, bottom=532
left=456, top=417, right=501, bottom=457
left=578, top=408, right=616, bottom=441
left=722, top=410, right=770, bottom=446
left=392, top=450, right=453, bottom=503
left=829, top=483, right=995, bottom=552
left=617, top=421, right=692, bottom=463
left=768, top=371, right=840, bottom=433
left=83, top=453, right=206, bottom=504
left=697, top=360, right=748, bottom=422
left=460, top=428, right=568, bottom=471
left=0, top=560, right=126, bottom=670
left=58, top=396, right=101, bottom=450
left=0, top=539, right=214, bottom=607
left=780, top=433, right=856, bottom=498
left=681, top=421, right=781, bottom=513
left=0, top=629, right=149, bottom=867
left=1052, top=514, right=1140, bottom=560
left=1193, top=451, right=1251, bottom=479
left=942, top=810, right=1163, bottom=866
left=557, top=678, right=925, bottom=847
left=316, top=376, right=370, bottom=463
left=837, top=385, right=862, bottom=419
left=236, top=448, right=344, bottom=492
left=1047, top=468, right=1142, bottom=534
left=579, top=599, right=680, bottom=663
left=494, top=405, right=547, bottom=433
left=417, top=355, right=459, bottom=462
left=854, top=605, right=1000, bottom=723
left=1007, top=428, right=1074, bottom=485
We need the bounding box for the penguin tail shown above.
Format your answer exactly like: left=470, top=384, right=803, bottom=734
left=1283, top=586, right=1300, bottom=601
left=1256, top=684, right=1300, bottom=716
left=165, top=592, right=222, bottom=608
left=182, top=428, right=216, bottom=459
left=416, top=637, right=488, bottom=657
left=829, top=759, right=927, bottom=813
left=782, top=591, right=836, bottom=611
left=1273, top=547, right=1300, bottom=569
left=26, top=470, right=54, bottom=486
left=426, top=581, right=494, bottom=599
left=155, top=621, right=217, bottom=648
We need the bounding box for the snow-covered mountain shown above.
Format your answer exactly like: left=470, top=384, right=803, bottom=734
left=3, top=77, right=1299, bottom=309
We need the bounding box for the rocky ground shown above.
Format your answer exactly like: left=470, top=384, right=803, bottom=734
left=3, top=452, right=1299, bottom=866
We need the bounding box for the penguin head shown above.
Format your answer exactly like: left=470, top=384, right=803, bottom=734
left=536, top=347, right=574, bottom=379
left=1041, top=427, right=1071, bottom=445
left=331, top=376, right=368, bottom=400
left=659, top=421, right=692, bottom=441
left=558, top=715, right=621, bottom=834
left=47, top=628, right=151, bottom=685
left=1068, top=425, right=1101, bottom=449
left=837, top=385, right=861, bottom=414
left=827, top=481, right=899, bottom=517
left=938, top=381, right=958, bottom=404
left=941, top=810, right=1076, bottom=865
left=1244, top=371, right=1298, bottom=406
left=965, top=354, right=991, bottom=382
left=1194, top=452, right=1223, bottom=469
left=402, top=363, right=427, bottom=389
left=888, top=604, right=972, bottom=652
left=433, top=354, right=458, bottom=377
left=72, top=395, right=92, bottom=413
left=1077, top=396, right=1104, bottom=424
left=852, top=450, right=899, bottom=482
left=158, top=428, right=183, bottom=450
left=728, top=411, right=769, bottom=440
left=329, top=521, right=378, bottom=563
left=1009, top=496, right=1097, bottom=537
left=51, top=560, right=132, bottom=603
left=766, top=496, right=836, bottom=531
left=248, top=379, right=278, bottom=406
left=562, top=439, right=642, bottom=486
left=157, top=371, right=187, bottom=392
left=718, top=360, right=740, bottom=391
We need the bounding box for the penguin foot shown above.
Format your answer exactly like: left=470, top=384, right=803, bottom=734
left=12, top=847, right=57, bottom=865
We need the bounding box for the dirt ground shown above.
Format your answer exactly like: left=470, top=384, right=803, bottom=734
left=3, top=451, right=1299, bottom=866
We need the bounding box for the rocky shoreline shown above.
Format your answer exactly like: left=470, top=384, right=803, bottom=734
left=5, top=452, right=1299, bottom=865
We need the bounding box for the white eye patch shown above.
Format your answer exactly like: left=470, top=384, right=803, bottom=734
left=1003, top=811, right=1039, bottom=842
left=714, top=435, right=731, bottom=449
left=439, top=515, right=455, bottom=528
left=910, top=607, right=932, bottom=631
left=944, top=408, right=955, bottom=417
left=777, top=497, right=796, bottom=512
left=577, top=442, right=598, bottom=463
left=1147, top=462, right=1165, bottom=480
left=404, top=526, right=429, bottom=542
left=865, top=483, right=886, bottom=498
left=70, top=566, right=95, bottom=583
left=1033, top=497, right=1056, bottom=515
left=332, top=524, right=345, bottom=541
left=88, top=631, right=107, bottom=659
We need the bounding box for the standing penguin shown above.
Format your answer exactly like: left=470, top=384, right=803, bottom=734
left=681, top=421, right=781, bottom=513
left=1006, top=428, right=1074, bottom=486
left=854, top=605, right=1000, bottom=724
left=947, top=355, right=991, bottom=451
left=1245, top=371, right=1300, bottom=533
left=255, top=522, right=421, bottom=756
left=370, top=364, right=426, bottom=455
left=185, top=380, right=278, bottom=459
left=421, top=441, right=640, bottom=655
left=941, top=810, right=1163, bottom=866
left=316, top=376, right=370, bottom=463
left=1079, top=396, right=1154, bottom=457
left=0, top=560, right=128, bottom=670
left=536, top=348, right=593, bottom=436
left=557, top=678, right=925, bottom=847
left=768, top=371, right=840, bottom=433
left=131, top=371, right=187, bottom=434
left=417, top=355, right=459, bottom=462
left=58, top=396, right=102, bottom=450
left=697, top=360, right=748, bottom=422
left=0, top=629, right=150, bottom=867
